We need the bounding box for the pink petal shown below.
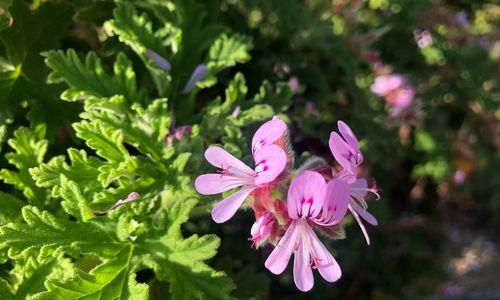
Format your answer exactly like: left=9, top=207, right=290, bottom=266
left=293, top=241, right=314, bottom=292
left=337, top=121, right=360, bottom=153
left=349, top=179, right=368, bottom=199
left=350, top=201, right=378, bottom=226
left=265, top=221, right=299, bottom=274
left=287, top=171, right=326, bottom=220
left=194, top=174, right=248, bottom=195
left=337, top=121, right=362, bottom=163
left=211, top=186, right=256, bottom=223
left=306, top=225, right=341, bottom=282
left=335, top=169, right=357, bottom=184
left=349, top=205, right=370, bottom=245
left=252, top=117, right=287, bottom=154
left=387, top=84, right=414, bottom=107
left=204, top=146, right=255, bottom=177
left=253, top=144, right=287, bottom=185
left=371, top=75, right=404, bottom=96
left=328, top=132, right=357, bottom=176
left=314, top=178, right=350, bottom=226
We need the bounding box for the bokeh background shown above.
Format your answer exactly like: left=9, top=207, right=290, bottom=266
left=210, top=1, right=499, bottom=299
left=1, top=0, right=498, bottom=299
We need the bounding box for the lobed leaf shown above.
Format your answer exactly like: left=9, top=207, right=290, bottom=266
left=29, top=149, right=103, bottom=197
left=73, top=120, right=129, bottom=162
left=136, top=199, right=235, bottom=300
left=0, top=206, right=122, bottom=261
left=0, top=127, right=48, bottom=206
left=59, top=175, right=94, bottom=222
left=44, top=50, right=147, bottom=103
left=31, top=246, right=148, bottom=300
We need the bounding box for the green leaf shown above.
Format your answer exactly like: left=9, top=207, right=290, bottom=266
left=44, top=50, right=147, bottom=103
left=0, top=1, right=72, bottom=101
left=415, top=130, right=436, bottom=153
left=12, top=255, right=73, bottom=299
left=136, top=199, right=234, bottom=300
left=131, top=98, right=172, bottom=144
left=82, top=107, right=166, bottom=163
left=59, top=175, right=94, bottom=222
left=0, top=206, right=122, bottom=261
left=206, top=34, right=252, bottom=73
left=0, top=279, right=14, bottom=300
left=251, top=80, right=292, bottom=113
left=107, top=2, right=168, bottom=57
left=0, top=191, right=24, bottom=223
left=29, top=149, right=103, bottom=197
left=0, top=122, right=7, bottom=153
left=0, top=65, right=20, bottom=102
left=31, top=246, right=148, bottom=300
left=73, top=120, right=129, bottom=162
left=3, top=126, right=47, bottom=170
left=0, top=127, right=48, bottom=205
left=97, top=156, right=138, bottom=188
left=171, top=153, right=191, bottom=173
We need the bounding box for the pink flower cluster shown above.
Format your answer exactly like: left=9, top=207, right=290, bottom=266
left=195, top=117, right=380, bottom=292
left=371, top=74, right=415, bottom=109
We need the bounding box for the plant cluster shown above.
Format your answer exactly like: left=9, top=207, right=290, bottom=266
left=196, top=117, right=380, bottom=292
left=0, top=0, right=497, bottom=299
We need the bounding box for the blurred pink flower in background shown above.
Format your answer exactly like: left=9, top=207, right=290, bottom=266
left=455, top=11, right=470, bottom=28
left=305, top=101, right=320, bottom=117
left=371, top=74, right=415, bottom=108
left=288, top=76, right=300, bottom=93
left=442, top=282, right=465, bottom=297
left=413, top=29, right=433, bottom=48
left=453, top=170, right=467, bottom=186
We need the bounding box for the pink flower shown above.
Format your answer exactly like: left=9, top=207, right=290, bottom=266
left=265, top=171, right=349, bottom=292
left=288, top=76, right=300, bottom=93
left=371, top=74, right=405, bottom=97
left=413, top=30, right=433, bottom=48
left=329, top=120, right=363, bottom=183
left=251, top=116, right=288, bottom=154
left=195, top=117, right=288, bottom=223
left=250, top=212, right=275, bottom=247
left=329, top=121, right=379, bottom=245
left=385, top=84, right=415, bottom=108
left=344, top=179, right=379, bottom=245
left=371, top=74, right=414, bottom=108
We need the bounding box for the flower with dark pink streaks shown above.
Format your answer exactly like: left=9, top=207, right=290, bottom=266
left=195, top=117, right=288, bottom=223
left=250, top=212, right=275, bottom=247
left=194, top=116, right=381, bottom=293
left=265, top=171, right=349, bottom=292
left=330, top=121, right=379, bottom=245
